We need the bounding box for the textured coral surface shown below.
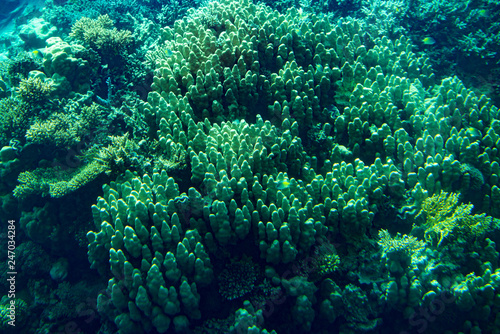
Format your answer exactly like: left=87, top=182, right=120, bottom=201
left=1, top=0, right=500, bottom=333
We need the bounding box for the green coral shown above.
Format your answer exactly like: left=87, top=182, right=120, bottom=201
left=15, top=76, right=53, bottom=105
left=26, top=103, right=104, bottom=147
left=231, top=300, right=277, bottom=334
left=0, top=74, right=60, bottom=146
left=459, top=162, right=485, bottom=191
left=0, top=297, right=27, bottom=329
left=378, top=229, right=425, bottom=257
left=417, top=191, right=493, bottom=246
left=0, top=98, right=32, bottom=146
left=312, top=240, right=340, bottom=279
left=2, top=51, right=43, bottom=86
left=451, top=266, right=500, bottom=327
left=14, top=131, right=139, bottom=198
left=64, top=0, right=500, bottom=333
left=94, top=133, right=140, bottom=176
left=70, top=15, right=133, bottom=58
left=378, top=229, right=425, bottom=273
left=13, top=161, right=106, bottom=199
left=25, top=113, right=81, bottom=147
left=316, top=252, right=340, bottom=277
left=0, top=75, right=54, bottom=144
left=87, top=170, right=213, bottom=333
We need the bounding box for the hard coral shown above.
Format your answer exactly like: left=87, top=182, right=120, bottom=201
left=417, top=191, right=493, bottom=246
left=95, top=133, right=140, bottom=176
left=16, top=76, right=54, bottom=105
left=13, top=161, right=106, bottom=199
left=0, top=98, right=31, bottom=146
left=70, top=15, right=133, bottom=58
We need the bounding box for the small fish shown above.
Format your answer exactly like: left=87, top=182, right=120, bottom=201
left=276, top=180, right=291, bottom=190
left=165, top=48, right=173, bottom=57
left=32, top=49, right=43, bottom=58
left=466, top=127, right=481, bottom=140
left=422, top=37, right=436, bottom=45
left=315, top=64, right=323, bottom=72
left=293, top=29, right=301, bottom=37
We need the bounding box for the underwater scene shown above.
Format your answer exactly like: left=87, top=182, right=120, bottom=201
left=1, top=0, right=500, bottom=333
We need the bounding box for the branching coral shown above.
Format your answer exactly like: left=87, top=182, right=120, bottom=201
left=154, top=152, right=187, bottom=173
left=378, top=229, right=425, bottom=273
left=94, top=133, right=140, bottom=176
left=0, top=98, right=31, bottom=146
left=0, top=75, right=59, bottom=146
left=378, top=229, right=424, bottom=255
left=70, top=15, right=133, bottom=58
left=16, top=76, right=53, bottom=105
left=25, top=103, right=105, bottom=147
left=13, top=161, right=106, bottom=199
left=26, top=113, right=81, bottom=147
left=416, top=191, right=493, bottom=246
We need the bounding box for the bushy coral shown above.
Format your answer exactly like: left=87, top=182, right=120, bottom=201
left=0, top=70, right=92, bottom=147
left=16, top=76, right=53, bottom=104
left=416, top=191, right=494, bottom=246
left=378, top=228, right=425, bottom=273
left=0, top=98, right=32, bottom=146
left=26, top=103, right=105, bottom=147
left=378, top=229, right=425, bottom=258
left=13, top=161, right=106, bottom=199
left=14, top=128, right=141, bottom=199
left=70, top=15, right=133, bottom=59
left=94, top=133, right=141, bottom=176
left=0, top=75, right=55, bottom=146
left=25, top=113, right=80, bottom=147
left=43, top=0, right=164, bottom=31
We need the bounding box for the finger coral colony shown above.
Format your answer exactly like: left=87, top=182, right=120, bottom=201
left=1, top=0, right=500, bottom=333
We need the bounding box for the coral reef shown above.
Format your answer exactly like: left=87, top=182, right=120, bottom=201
left=86, top=0, right=500, bottom=332
left=2, top=0, right=500, bottom=333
